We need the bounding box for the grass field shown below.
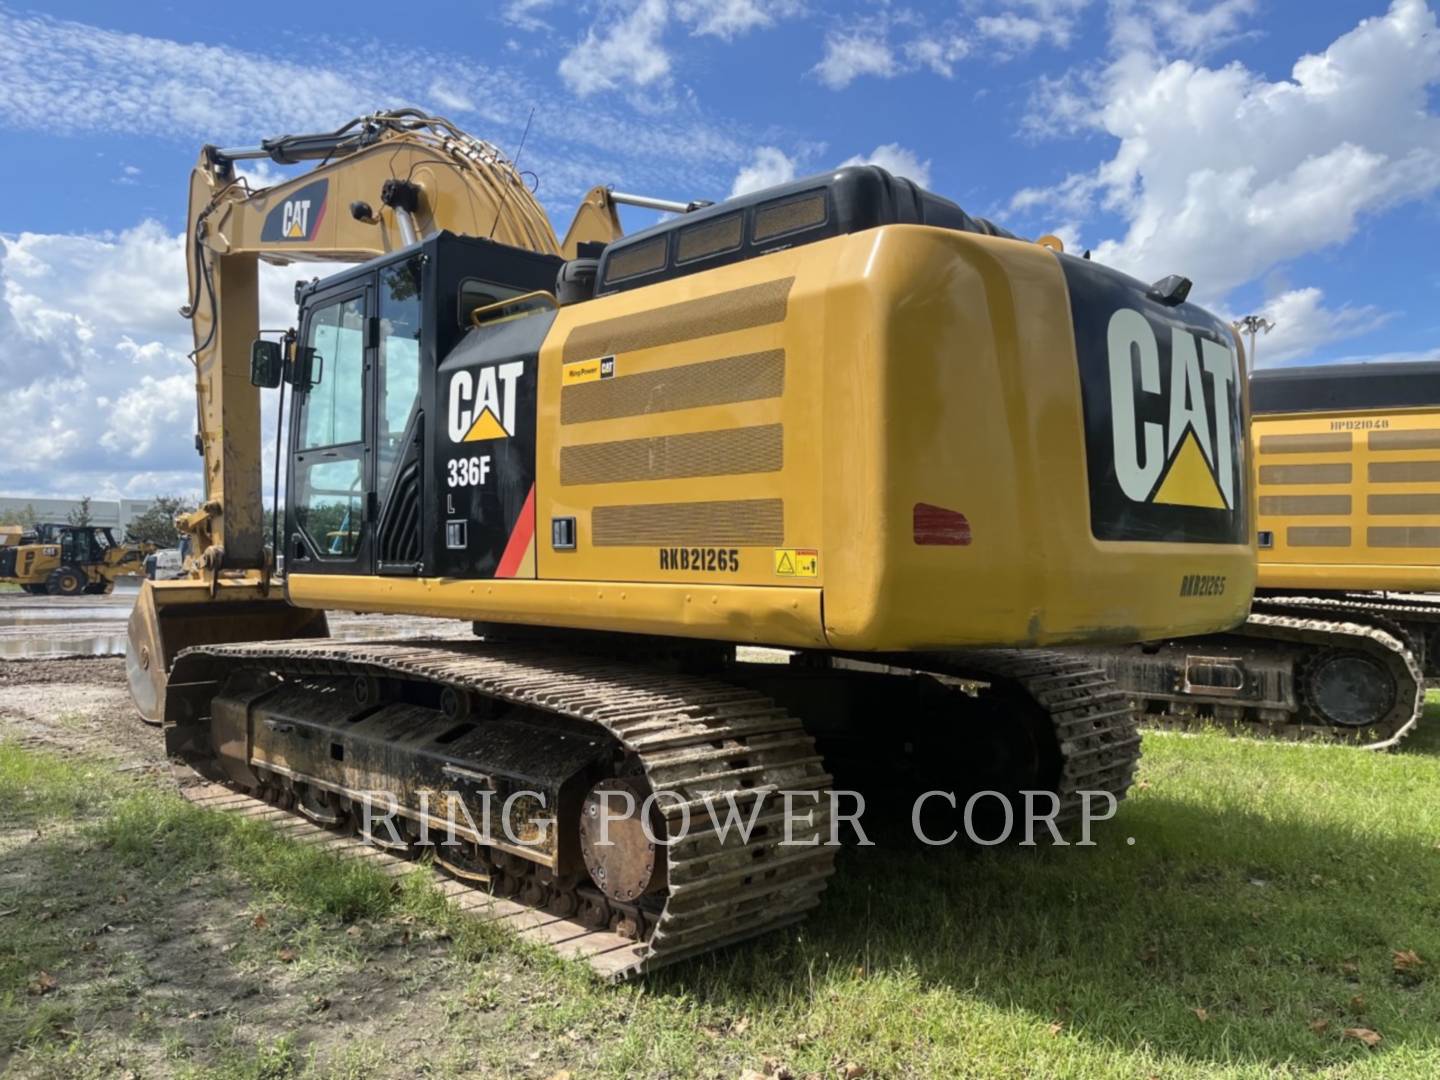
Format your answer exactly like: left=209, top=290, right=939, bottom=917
left=2, top=699, right=1438, bottom=1079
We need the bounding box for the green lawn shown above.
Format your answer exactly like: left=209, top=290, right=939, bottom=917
left=2, top=697, right=1438, bottom=1079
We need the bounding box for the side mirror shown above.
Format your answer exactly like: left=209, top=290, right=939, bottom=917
left=250, top=339, right=284, bottom=388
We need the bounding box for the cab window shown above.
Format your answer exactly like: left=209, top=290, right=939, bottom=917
left=298, top=296, right=366, bottom=449
left=378, top=260, right=422, bottom=498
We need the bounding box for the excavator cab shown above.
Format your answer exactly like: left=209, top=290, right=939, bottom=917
left=276, top=234, right=561, bottom=579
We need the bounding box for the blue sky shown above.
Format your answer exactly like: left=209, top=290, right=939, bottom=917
left=0, top=0, right=1436, bottom=497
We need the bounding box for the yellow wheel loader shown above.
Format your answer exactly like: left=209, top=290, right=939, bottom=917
left=1092, top=362, right=1437, bottom=748
left=126, top=109, right=1254, bottom=977
left=0, top=523, right=154, bottom=596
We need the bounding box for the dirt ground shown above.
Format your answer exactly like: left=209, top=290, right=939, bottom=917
left=0, top=657, right=157, bottom=766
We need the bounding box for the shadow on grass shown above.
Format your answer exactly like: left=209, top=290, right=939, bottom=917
left=653, top=782, right=1440, bottom=1072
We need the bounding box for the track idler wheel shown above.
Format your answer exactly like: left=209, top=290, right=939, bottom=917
left=1304, top=650, right=1398, bottom=729
left=578, top=777, right=666, bottom=904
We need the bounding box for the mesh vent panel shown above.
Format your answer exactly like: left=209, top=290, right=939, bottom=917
left=561, top=350, right=784, bottom=425
left=591, top=499, right=783, bottom=546
left=561, top=425, right=782, bottom=486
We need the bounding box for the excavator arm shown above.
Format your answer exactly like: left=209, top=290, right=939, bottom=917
left=127, top=109, right=625, bottom=722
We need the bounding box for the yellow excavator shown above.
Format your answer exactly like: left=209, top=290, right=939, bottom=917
left=126, top=108, right=1254, bottom=977
left=1092, top=362, right=1436, bottom=748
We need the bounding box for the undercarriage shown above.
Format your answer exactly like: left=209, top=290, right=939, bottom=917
left=1084, top=593, right=1433, bottom=750
left=160, top=637, right=1142, bottom=976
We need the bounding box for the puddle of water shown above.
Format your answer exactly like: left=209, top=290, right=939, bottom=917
left=0, top=633, right=128, bottom=659
left=0, top=608, right=126, bottom=626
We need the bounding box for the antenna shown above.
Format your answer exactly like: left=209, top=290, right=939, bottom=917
left=489, top=108, right=536, bottom=240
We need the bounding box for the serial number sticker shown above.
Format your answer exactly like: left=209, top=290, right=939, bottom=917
left=773, top=548, right=818, bottom=577
left=562, top=355, right=616, bottom=386
left=1330, top=418, right=1389, bottom=430
left=659, top=547, right=739, bottom=572
left=1179, top=573, right=1226, bottom=597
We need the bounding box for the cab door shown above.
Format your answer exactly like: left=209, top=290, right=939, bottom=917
left=288, top=280, right=374, bottom=575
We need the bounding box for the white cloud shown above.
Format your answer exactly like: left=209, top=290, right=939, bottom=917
left=1111, top=0, right=1259, bottom=57
left=559, top=0, right=671, bottom=96
left=99, top=373, right=195, bottom=458
left=1020, top=71, right=1096, bottom=139
left=0, top=222, right=309, bottom=498
left=840, top=143, right=932, bottom=187
left=976, top=13, right=1067, bottom=53
left=1242, top=287, right=1391, bottom=366
left=502, top=0, right=556, bottom=31
left=812, top=0, right=1084, bottom=90
left=812, top=32, right=897, bottom=89
left=0, top=8, right=757, bottom=206
left=558, top=0, right=801, bottom=98
left=730, top=146, right=797, bottom=196
left=427, top=80, right=476, bottom=114
left=677, top=0, right=801, bottom=39
left=904, top=37, right=972, bottom=79
left=235, top=161, right=291, bottom=191
left=976, top=0, right=1094, bottom=55
left=1011, top=0, right=1440, bottom=325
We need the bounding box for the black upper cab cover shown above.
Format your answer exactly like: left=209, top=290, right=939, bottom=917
left=594, top=165, right=1018, bottom=296
left=1250, top=362, right=1440, bottom=415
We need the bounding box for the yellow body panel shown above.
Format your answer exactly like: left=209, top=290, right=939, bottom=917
left=1255, top=406, right=1440, bottom=591
left=288, top=575, right=826, bottom=648
left=295, top=225, right=1254, bottom=651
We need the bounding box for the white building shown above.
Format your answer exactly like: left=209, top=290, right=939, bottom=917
left=0, top=496, right=157, bottom=534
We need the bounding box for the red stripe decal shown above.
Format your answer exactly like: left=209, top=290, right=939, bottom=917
left=308, top=196, right=327, bottom=240
left=495, top=484, right=536, bottom=578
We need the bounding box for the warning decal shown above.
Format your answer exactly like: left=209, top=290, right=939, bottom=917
left=773, top=548, right=818, bottom=577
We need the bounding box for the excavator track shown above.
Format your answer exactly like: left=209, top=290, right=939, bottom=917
left=1256, top=593, right=1440, bottom=676
left=164, top=638, right=837, bottom=980
left=160, top=641, right=1141, bottom=976
left=1097, top=612, right=1422, bottom=750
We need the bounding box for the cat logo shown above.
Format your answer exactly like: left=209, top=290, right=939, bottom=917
left=1107, top=307, right=1238, bottom=511
left=260, top=179, right=329, bottom=243
left=282, top=200, right=312, bottom=238
left=447, top=361, right=525, bottom=443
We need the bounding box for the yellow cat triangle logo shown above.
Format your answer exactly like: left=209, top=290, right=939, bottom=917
left=286, top=220, right=303, bottom=238
left=1153, top=429, right=1226, bottom=509
left=463, top=407, right=509, bottom=442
